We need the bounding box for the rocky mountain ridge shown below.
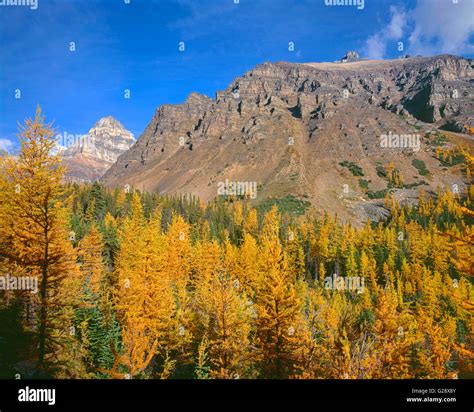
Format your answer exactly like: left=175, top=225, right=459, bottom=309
left=102, top=54, right=473, bottom=223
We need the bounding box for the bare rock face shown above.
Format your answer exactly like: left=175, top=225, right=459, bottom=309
left=62, top=116, right=135, bottom=182
left=399, top=55, right=473, bottom=123
left=102, top=54, right=473, bottom=224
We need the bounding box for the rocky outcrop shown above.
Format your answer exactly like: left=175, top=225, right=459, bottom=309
left=399, top=55, right=473, bottom=123
left=341, top=51, right=360, bottom=62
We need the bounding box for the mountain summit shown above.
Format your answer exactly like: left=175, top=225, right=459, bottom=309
left=102, top=55, right=473, bottom=223
left=62, top=116, right=135, bottom=182
left=88, top=116, right=134, bottom=140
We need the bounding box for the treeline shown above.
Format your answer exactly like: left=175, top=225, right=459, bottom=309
left=0, top=108, right=472, bottom=379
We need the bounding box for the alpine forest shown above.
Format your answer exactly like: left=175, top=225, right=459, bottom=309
left=0, top=107, right=472, bottom=380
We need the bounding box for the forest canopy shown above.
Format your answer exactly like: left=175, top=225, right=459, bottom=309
left=0, top=108, right=472, bottom=380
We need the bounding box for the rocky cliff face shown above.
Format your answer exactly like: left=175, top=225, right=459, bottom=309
left=62, top=116, right=135, bottom=182
left=102, top=54, right=473, bottom=223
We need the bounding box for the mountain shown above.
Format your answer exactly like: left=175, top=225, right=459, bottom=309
left=102, top=54, right=473, bottom=223
left=62, top=116, right=135, bottom=182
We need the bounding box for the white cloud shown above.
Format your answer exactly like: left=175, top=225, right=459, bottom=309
left=365, top=0, right=474, bottom=59
left=366, top=35, right=387, bottom=60
left=408, top=0, right=474, bottom=56
left=386, top=6, right=407, bottom=40
left=365, top=6, right=407, bottom=59
left=0, top=138, right=13, bottom=153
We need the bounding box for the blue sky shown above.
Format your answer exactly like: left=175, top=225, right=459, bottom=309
left=0, top=0, right=473, bottom=151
